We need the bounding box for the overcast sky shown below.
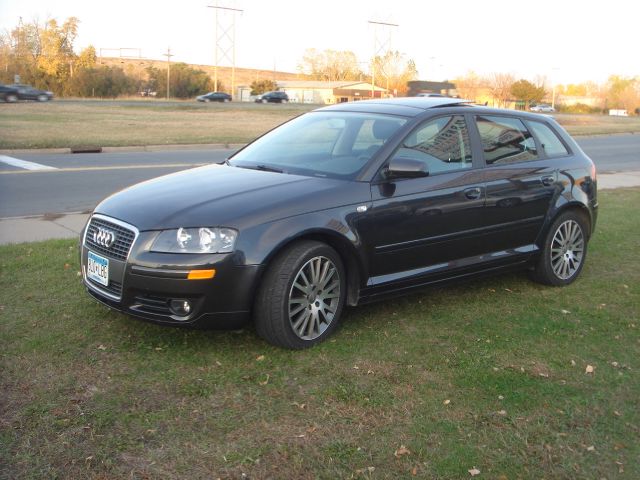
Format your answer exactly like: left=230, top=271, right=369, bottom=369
left=0, top=0, right=637, bottom=85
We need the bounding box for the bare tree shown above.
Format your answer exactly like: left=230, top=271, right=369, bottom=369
left=372, top=51, right=418, bottom=95
left=488, top=73, right=515, bottom=107
left=298, top=49, right=362, bottom=82
left=454, top=71, right=486, bottom=102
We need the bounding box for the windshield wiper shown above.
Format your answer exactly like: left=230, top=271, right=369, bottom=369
left=237, top=164, right=284, bottom=173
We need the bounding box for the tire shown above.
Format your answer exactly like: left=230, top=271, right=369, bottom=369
left=254, top=241, right=346, bottom=349
left=5, top=94, right=17, bottom=103
left=531, top=211, right=589, bottom=286
left=223, top=98, right=230, bottom=103
left=37, top=94, right=48, bottom=102
left=204, top=98, right=210, bottom=103
left=261, top=98, right=267, bottom=103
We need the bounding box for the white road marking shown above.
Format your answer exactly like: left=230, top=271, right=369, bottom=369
left=0, top=155, right=58, bottom=171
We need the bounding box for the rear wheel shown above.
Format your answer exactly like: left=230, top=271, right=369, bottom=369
left=261, top=98, right=268, bottom=103
left=5, top=94, right=17, bottom=103
left=255, top=241, right=346, bottom=349
left=531, top=211, right=588, bottom=286
left=37, top=94, right=48, bottom=102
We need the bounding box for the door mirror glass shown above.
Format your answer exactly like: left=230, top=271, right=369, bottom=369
left=386, top=157, right=429, bottom=179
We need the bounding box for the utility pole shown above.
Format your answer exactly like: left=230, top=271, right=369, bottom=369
left=368, top=20, right=398, bottom=99
left=207, top=4, right=243, bottom=98
left=163, top=47, right=173, bottom=99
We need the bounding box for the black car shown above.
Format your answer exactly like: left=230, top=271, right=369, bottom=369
left=81, top=97, right=598, bottom=349
left=0, top=84, right=19, bottom=102
left=196, top=91, right=232, bottom=103
left=14, top=84, right=54, bottom=101
left=256, top=91, right=289, bottom=103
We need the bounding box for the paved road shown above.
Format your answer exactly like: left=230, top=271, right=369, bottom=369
left=0, top=135, right=638, bottom=218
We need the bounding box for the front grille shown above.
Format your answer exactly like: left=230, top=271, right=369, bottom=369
left=132, top=294, right=172, bottom=316
left=88, top=278, right=122, bottom=298
left=85, top=217, right=136, bottom=260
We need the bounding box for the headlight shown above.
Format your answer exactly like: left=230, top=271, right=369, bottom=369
left=150, top=227, right=237, bottom=253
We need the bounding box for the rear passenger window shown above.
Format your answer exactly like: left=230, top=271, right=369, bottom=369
left=528, top=121, right=569, bottom=157
left=394, top=115, right=472, bottom=174
left=476, top=115, right=538, bottom=165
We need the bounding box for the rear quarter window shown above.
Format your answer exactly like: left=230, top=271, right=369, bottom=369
left=476, top=115, right=538, bottom=165
left=527, top=121, right=570, bottom=158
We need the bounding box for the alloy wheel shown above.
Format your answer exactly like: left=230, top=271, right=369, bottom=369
left=550, top=219, right=584, bottom=280
left=288, top=256, right=341, bottom=340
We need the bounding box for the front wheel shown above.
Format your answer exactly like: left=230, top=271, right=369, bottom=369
left=531, top=211, right=589, bottom=286
left=37, top=94, right=49, bottom=102
left=254, top=241, right=346, bottom=349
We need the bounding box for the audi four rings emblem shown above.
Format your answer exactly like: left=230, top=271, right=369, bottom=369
left=93, top=227, right=117, bottom=248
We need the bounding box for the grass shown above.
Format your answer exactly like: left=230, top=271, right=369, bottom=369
left=1, top=100, right=639, bottom=150
left=1, top=188, right=639, bottom=479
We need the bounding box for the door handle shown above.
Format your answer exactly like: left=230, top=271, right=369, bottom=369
left=464, top=187, right=482, bottom=200
left=541, top=175, right=555, bottom=186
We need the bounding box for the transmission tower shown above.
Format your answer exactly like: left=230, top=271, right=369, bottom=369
left=207, top=4, right=243, bottom=97
left=368, top=20, right=398, bottom=98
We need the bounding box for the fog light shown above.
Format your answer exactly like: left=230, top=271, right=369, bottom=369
left=170, top=299, right=192, bottom=317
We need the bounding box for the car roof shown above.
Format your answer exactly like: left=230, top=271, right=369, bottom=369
left=317, top=97, right=474, bottom=117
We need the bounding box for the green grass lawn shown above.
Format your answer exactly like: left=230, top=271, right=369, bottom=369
left=1, top=189, right=638, bottom=479
left=1, top=100, right=639, bottom=150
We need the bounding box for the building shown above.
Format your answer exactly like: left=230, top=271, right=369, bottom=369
left=275, top=81, right=388, bottom=104
left=407, top=80, right=457, bottom=97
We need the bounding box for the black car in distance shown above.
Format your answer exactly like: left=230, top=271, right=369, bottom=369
left=81, top=97, right=598, bottom=349
left=0, top=84, right=19, bottom=102
left=196, top=91, right=232, bottom=102
left=256, top=91, right=289, bottom=103
left=14, top=84, right=54, bottom=101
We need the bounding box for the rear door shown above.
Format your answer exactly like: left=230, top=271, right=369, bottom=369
left=473, top=114, right=559, bottom=253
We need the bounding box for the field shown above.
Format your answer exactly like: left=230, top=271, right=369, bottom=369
left=1, top=188, right=638, bottom=479
left=1, top=100, right=640, bottom=150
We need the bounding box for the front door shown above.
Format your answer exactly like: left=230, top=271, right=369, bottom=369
left=363, top=114, right=487, bottom=288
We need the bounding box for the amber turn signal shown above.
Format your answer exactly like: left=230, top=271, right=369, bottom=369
left=187, top=269, right=216, bottom=280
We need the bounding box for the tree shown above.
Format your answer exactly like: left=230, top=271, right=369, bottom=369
left=510, top=79, right=546, bottom=106
left=298, top=49, right=362, bottom=81
left=605, top=75, right=640, bottom=112
left=147, top=63, right=215, bottom=99
left=250, top=79, right=276, bottom=95
left=371, top=51, right=417, bottom=95
left=454, top=71, right=486, bottom=102
left=488, top=73, right=515, bottom=108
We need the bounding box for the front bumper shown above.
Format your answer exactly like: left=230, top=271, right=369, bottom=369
left=81, top=214, right=262, bottom=329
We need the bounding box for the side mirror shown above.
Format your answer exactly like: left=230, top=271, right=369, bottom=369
left=386, top=157, right=429, bottom=179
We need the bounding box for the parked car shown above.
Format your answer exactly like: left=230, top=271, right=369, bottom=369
left=530, top=104, right=555, bottom=113
left=12, top=84, right=54, bottom=102
left=255, top=91, right=289, bottom=103
left=196, top=91, right=232, bottom=103
left=0, top=84, right=19, bottom=103
left=80, top=97, right=598, bottom=349
left=416, top=93, right=445, bottom=97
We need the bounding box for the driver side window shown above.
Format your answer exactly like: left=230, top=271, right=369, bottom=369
left=395, top=115, right=472, bottom=174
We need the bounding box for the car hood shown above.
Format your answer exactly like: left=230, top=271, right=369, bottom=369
left=94, top=164, right=370, bottom=231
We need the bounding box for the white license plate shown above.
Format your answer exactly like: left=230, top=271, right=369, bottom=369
left=87, top=251, right=109, bottom=286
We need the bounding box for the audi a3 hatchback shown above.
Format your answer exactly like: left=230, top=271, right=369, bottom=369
left=81, top=97, right=598, bottom=349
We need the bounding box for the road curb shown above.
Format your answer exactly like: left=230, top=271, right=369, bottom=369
left=0, top=143, right=246, bottom=155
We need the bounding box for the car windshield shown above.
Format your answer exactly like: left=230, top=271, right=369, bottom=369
left=229, top=111, right=407, bottom=179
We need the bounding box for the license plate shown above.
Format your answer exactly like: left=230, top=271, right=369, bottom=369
left=87, top=251, right=109, bottom=286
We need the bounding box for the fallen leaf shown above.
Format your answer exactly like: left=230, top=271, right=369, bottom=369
left=504, top=288, right=513, bottom=293
left=498, top=395, right=504, bottom=400
left=256, top=355, right=265, bottom=361
left=97, top=344, right=107, bottom=350
left=468, top=467, right=481, bottom=476
left=571, top=359, right=576, bottom=366
left=64, top=263, right=71, bottom=270
left=394, top=445, right=411, bottom=457
left=539, top=372, right=549, bottom=378
left=585, top=365, right=595, bottom=374
left=614, top=410, right=621, bottom=416
left=611, top=361, right=619, bottom=367
left=443, top=399, right=451, bottom=405
left=586, top=445, right=595, bottom=451
left=497, top=410, right=507, bottom=416
left=412, top=466, right=418, bottom=475
left=259, top=374, right=270, bottom=385
left=561, top=309, right=571, bottom=314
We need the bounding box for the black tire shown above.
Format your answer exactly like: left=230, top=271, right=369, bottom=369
left=254, top=240, right=346, bottom=349
left=531, top=210, right=589, bottom=286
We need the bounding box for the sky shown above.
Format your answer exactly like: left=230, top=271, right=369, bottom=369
left=0, top=0, right=637, bottom=86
